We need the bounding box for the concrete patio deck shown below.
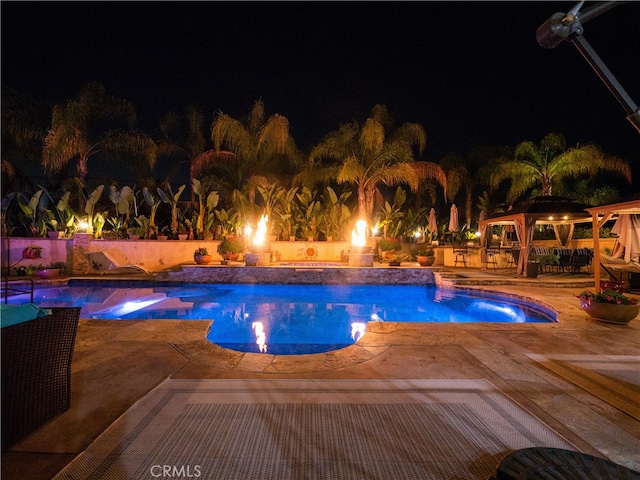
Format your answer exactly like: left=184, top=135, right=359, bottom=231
left=1, top=267, right=638, bottom=479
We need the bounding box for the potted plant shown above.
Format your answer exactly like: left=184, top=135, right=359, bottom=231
left=385, top=253, right=411, bottom=267
left=217, top=237, right=245, bottom=263
left=127, top=226, right=146, bottom=240
left=35, top=261, right=66, bottom=279
left=526, top=252, right=542, bottom=278
left=538, top=251, right=559, bottom=273
left=378, top=238, right=400, bottom=259
left=193, top=247, right=212, bottom=265
left=577, top=289, right=639, bottom=325
left=416, top=247, right=435, bottom=267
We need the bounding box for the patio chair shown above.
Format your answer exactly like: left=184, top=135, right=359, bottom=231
left=553, top=248, right=573, bottom=273
left=1, top=306, right=81, bottom=451
left=452, top=240, right=468, bottom=267
left=570, top=248, right=593, bottom=273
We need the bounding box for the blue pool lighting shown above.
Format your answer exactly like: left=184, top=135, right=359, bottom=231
left=7, top=282, right=554, bottom=355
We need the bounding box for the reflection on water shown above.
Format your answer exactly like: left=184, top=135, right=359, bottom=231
left=13, top=282, right=554, bottom=355
left=252, top=321, right=267, bottom=353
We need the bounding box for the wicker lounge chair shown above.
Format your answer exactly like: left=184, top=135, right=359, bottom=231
left=1, top=307, right=81, bottom=451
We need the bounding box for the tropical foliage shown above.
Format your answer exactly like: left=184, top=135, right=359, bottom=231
left=490, top=133, right=632, bottom=204
left=42, top=83, right=157, bottom=182
left=300, top=104, right=446, bottom=220
left=1, top=84, right=635, bottom=242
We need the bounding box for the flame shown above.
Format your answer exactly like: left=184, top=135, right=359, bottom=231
left=253, top=214, right=268, bottom=247
left=351, top=219, right=368, bottom=246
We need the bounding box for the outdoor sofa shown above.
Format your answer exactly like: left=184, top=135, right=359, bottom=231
left=1, top=305, right=81, bottom=451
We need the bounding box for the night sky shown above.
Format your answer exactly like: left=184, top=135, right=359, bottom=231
left=2, top=1, right=639, bottom=181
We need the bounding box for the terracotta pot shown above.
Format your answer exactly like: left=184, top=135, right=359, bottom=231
left=36, top=268, right=61, bottom=279
left=417, top=255, right=435, bottom=267
left=580, top=300, right=639, bottom=324
left=194, top=254, right=212, bottom=265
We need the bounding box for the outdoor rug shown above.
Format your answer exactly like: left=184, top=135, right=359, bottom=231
left=527, top=354, right=640, bottom=421
left=54, top=379, right=576, bottom=480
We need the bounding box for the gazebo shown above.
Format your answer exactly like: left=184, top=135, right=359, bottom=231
left=479, top=196, right=592, bottom=276
left=585, top=194, right=640, bottom=290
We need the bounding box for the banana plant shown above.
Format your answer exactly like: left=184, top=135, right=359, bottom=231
left=191, top=179, right=213, bottom=237
left=84, top=185, right=105, bottom=235
left=42, top=190, right=75, bottom=236
left=92, top=212, right=107, bottom=238
left=257, top=183, right=284, bottom=235
left=272, top=187, right=298, bottom=240
left=157, top=184, right=186, bottom=234
left=203, top=191, right=220, bottom=238
left=16, top=188, right=45, bottom=236
left=295, top=187, right=322, bottom=240
left=214, top=207, right=239, bottom=236
left=320, top=187, right=352, bottom=241
left=377, top=187, right=406, bottom=239
left=108, top=185, right=134, bottom=223
left=142, top=187, right=162, bottom=229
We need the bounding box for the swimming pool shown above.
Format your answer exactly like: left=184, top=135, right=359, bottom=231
left=9, top=281, right=554, bottom=355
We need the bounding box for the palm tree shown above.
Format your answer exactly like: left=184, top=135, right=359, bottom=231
left=490, top=132, right=632, bottom=204
left=200, top=100, right=298, bottom=209
left=42, top=82, right=157, bottom=182
left=156, top=106, right=207, bottom=188
left=301, top=104, right=446, bottom=220
left=1, top=87, right=50, bottom=193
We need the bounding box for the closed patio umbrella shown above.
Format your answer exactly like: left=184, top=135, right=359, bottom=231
left=449, top=204, right=459, bottom=232
left=429, top=208, right=437, bottom=237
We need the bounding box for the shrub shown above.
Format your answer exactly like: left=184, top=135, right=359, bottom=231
left=378, top=238, right=400, bottom=251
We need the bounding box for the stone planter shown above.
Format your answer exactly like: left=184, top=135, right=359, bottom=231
left=36, top=268, right=62, bottom=279
left=580, top=300, right=640, bottom=325
left=194, top=254, right=212, bottom=265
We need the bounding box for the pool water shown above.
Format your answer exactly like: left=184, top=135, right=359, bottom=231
left=11, top=282, right=554, bottom=355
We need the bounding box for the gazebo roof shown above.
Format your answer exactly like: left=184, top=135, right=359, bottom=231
left=585, top=193, right=640, bottom=217
left=481, top=196, right=592, bottom=226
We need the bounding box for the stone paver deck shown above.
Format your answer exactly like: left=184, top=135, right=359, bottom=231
left=1, top=267, right=638, bottom=479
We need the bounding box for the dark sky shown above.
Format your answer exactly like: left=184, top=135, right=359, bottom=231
left=2, top=1, right=639, bottom=179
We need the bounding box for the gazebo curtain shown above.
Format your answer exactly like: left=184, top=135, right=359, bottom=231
left=513, top=215, right=536, bottom=275
left=553, top=224, right=574, bottom=247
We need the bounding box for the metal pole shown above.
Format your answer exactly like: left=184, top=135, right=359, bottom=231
left=569, top=34, right=640, bottom=133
